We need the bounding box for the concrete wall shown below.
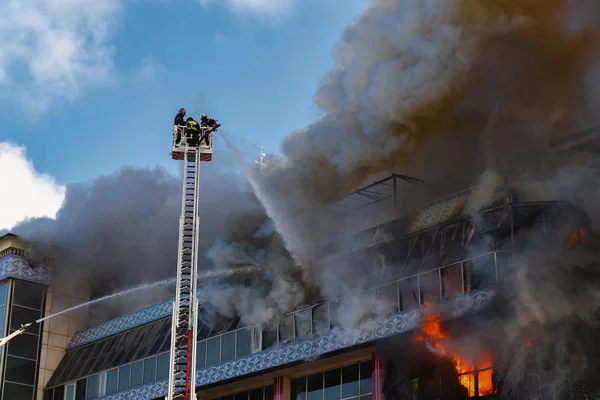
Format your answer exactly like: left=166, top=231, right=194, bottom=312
left=37, top=271, right=90, bottom=400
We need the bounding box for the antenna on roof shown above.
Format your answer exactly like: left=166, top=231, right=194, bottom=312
left=254, top=145, right=267, bottom=172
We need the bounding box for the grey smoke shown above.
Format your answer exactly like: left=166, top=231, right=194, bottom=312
left=6, top=138, right=261, bottom=323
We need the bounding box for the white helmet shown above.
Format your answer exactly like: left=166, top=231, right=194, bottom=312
left=200, top=113, right=207, bottom=119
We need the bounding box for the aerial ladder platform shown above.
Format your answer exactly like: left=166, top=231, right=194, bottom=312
left=167, top=123, right=217, bottom=400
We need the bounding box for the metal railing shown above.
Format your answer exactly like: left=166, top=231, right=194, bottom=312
left=193, top=250, right=501, bottom=359
left=172, top=124, right=214, bottom=149
left=270, top=250, right=499, bottom=346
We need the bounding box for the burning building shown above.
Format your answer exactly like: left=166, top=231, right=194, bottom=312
left=30, top=123, right=600, bottom=399
left=5, top=0, right=600, bottom=399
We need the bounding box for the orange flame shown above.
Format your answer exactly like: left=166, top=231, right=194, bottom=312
left=414, top=305, right=494, bottom=397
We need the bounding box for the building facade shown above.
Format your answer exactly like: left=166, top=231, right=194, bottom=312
left=3, top=124, right=597, bottom=400
left=37, top=182, right=579, bottom=400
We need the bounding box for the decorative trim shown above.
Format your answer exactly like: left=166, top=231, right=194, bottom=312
left=67, top=290, right=206, bottom=349
left=0, top=255, right=51, bottom=286
left=96, top=290, right=494, bottom=400
left=68, top=299, right=172, bottom=348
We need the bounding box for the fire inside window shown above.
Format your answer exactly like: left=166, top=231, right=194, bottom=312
left=455, top=349, right=495, bottom=397
left=566, top=227, right=589, bottom=245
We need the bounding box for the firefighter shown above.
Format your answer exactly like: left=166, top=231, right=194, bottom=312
left=199, top=113, right=221, bottom=148
left=186, top=117, right=201, bottom=146
left=174, top=108, right=186, bottom=145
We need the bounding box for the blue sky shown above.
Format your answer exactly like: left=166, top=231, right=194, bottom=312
left=0, top=0, right=367, bottom=229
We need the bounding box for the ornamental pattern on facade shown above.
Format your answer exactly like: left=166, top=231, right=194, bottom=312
left=0, top=255, right=51, bottom=286
left=68, top=289, right=207, bottom=349
left=96, top=290, right=493, bottom=400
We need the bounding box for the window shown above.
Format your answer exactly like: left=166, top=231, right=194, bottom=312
left=206, top=337, right=220, bottom=366
left=221, top=332, right=235, bottom=362
left=156, top=353, right=169, bottom=380
left=143, top=357, right=156, bottom=384
left=214, top=385, right=274, bottom=400
left=46, top=317, right=171, bottom=388
left=196, top=340, right=206, bottom=368
left=455, top=350, right=495, bottom=398
left=65, top=383, right=76, bottom=400
left=99, top=372, right=107, bottom=396
left=131, top=361, right=143, bottom=387
left=86, top=375, right=98, bottom=400
left=118, top=364, right=131, bottom=391
left=291, top=361, right=372, bottom=400
left=251, top=327, right=262, bottom=353
left=106, top=369, right=118, bottom=394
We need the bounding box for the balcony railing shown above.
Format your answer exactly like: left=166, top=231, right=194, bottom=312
left=194, top=250, right=501, bottom=367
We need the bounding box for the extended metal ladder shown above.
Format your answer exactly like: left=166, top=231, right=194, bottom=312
left=167, top=146, right=201, bottom=400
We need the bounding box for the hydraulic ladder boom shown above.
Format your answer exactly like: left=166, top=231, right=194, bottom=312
left=167, top=146, right=202, bottom=400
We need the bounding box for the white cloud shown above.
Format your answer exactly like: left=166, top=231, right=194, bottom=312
left=0, top=143, right=65, bottom=230
left=0, top=0, right=123, bottom=114
left=199, top=0, right=298, bottom=18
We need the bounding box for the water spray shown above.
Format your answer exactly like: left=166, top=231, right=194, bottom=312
left=0, top=266, right=260, bottom=348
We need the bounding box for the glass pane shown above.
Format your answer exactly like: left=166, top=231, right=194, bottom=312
left=143, top=357, right=157, bottom=384
left=359, top=361, right=372, bottom=395
left=3, top=382, right=35, bottom=400
left=221, top=332, right=235, bottom=362
left=295, top=309, right=312, bottom=339
left=44, top=388, right=54, bottom=400
left=158, top=331, right=172, bottom=353
left=121, top=329, right=146, bottom=364
left=54, top=386, right=65, bottom=400
left=197, top=324, right=211, bottom=340
left=131, top=361, right=143, bottom=387
left=324, top=369, right=341, bottom=400
left=156, top=353, right=169, bottom=380
left=206, top=337, right=220, bottom=366
left=279, top=314, right=294, bottom=343
left=118, top=364, right=131, bottom=391
left=0, top=283, right=8, bottom=306
left=7, top=332, right=39, bottom=360
left=341, top=364, right=359, bottom=399
left=0, top=305, right=6, bottom=336
left=5, top=356, right=36, bottom=385
left=359, top=395, right=371, bottom=400
left=76, top=378, right=87, bottom=400
left=291, top=377, right=306, bottom=400
left=87, top=375, right=99, bottom=400
left=249, top=388, right=263, bottom=400
left=265, top=385, right=274, bottom=400
left=196, top=340, right=206, bottom=368
left=236, top=329, right=251, bottom=358
left=106, top=369, right=118, bottom=394
left=234, top=392, right=248, bottom=400
left=13, top=281, right=44, bottom=310
left=135, top=320, right=166, bottom=359
left=66, top=384, right=75, bottom=400
left=9, top=306, right=42, bottom=333
left=307, top=373, right=324, bottom=400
